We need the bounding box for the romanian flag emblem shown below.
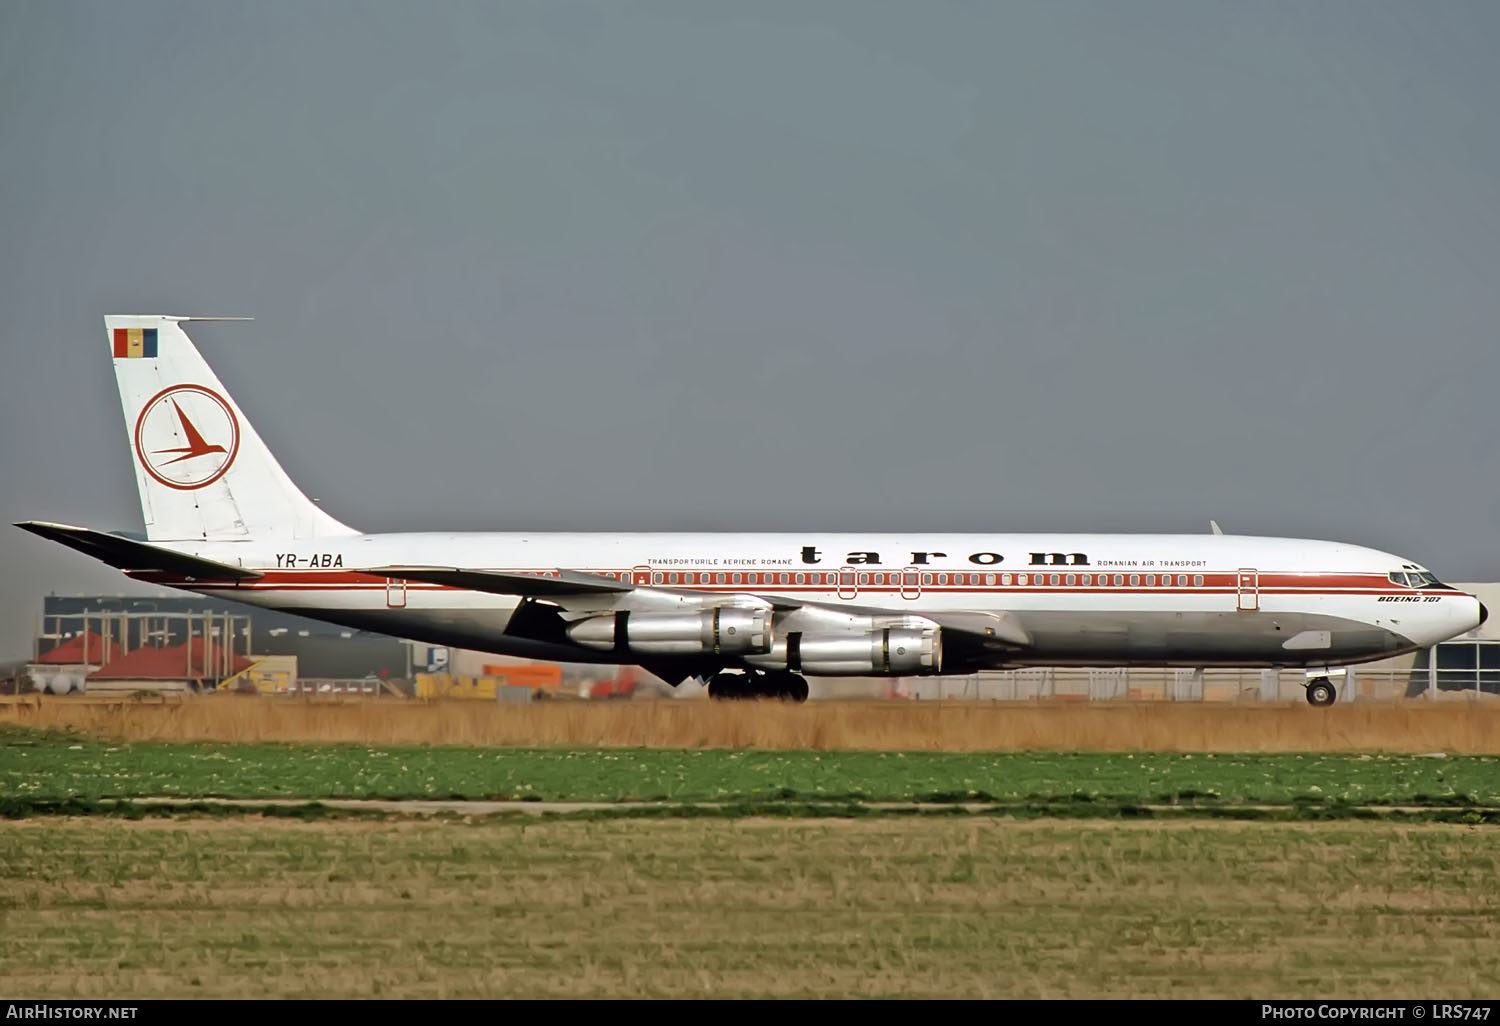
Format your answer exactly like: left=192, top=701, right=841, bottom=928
left=112, top=327, right=158, bottom=359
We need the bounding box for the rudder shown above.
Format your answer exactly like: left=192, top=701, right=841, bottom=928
left=107, top=315, right=357, bottom=542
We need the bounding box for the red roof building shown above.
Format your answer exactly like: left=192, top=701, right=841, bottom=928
left=36, top=631, right=112, bottom=665
left=88, top=638, right=253, bottom=682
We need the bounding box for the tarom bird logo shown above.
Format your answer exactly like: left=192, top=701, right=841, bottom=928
left=152, top=399, right=228, bottom=465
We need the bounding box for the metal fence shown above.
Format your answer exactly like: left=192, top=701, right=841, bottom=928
left=281, top=678, right=404, bottom=697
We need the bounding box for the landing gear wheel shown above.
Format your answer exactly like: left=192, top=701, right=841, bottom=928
left=1305, top=677, right=1337, bottom=707
left=706, top=673, right=752, bottom=701
left=764, top=671, right=810, bottom=703
left=707, top=671, right=809, bottom=702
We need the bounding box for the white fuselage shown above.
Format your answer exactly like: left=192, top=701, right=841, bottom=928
left=137, top=531, right=1485, bottom=675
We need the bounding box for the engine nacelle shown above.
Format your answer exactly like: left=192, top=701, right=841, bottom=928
left=793, top=626, right=942, bottom=676
left=567, top=607, right=772, bottom=656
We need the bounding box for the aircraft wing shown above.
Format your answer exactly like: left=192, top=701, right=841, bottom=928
left=361, top=563, right=810, bottom=610
left=14, top=521, right=264, bottom=582
left=361, top=562, right=1029, bottom=648
left=361, top=565, right=632, bottom=596
left=919, top=610, right=1031, bottom=649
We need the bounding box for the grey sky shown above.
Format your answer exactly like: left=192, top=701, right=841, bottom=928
left=2, top=1, right=1498, bottom=660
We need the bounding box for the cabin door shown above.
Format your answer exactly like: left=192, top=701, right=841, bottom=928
left=386, top=578, right=407, bottom=608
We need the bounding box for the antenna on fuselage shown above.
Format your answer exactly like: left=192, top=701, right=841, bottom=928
left=1210, top=520, right=1224, bottom=535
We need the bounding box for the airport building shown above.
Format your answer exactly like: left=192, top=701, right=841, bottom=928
left=18, top=591, right=646, bottom=700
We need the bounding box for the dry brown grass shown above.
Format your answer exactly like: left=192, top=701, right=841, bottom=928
left=3, top=694, right=1500, bottom=752
left=2, top=817, right=1498, bottom=999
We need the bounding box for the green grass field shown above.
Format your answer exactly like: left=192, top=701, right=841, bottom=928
left=6, top=723, right=1500, bottom=998
left=4, top=726, right=1500, bottom=809
left=3, top=817, right=1497, bottom=999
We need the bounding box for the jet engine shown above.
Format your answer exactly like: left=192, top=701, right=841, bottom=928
left=748, top=625, right=942, bottom=676
left=566, top=607, right=772, bottom=655
left=794, top=625, right=942, bottom=675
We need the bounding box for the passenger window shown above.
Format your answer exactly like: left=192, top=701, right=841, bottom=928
left=1145, top=574, right=1155, bottom=586
left=795, top=573, right=804, bottom=584
left=653, top=572, right=663, bottom=584
left=1193, top=574, right=1204, bottom=587
left=922, top=573, right=932, bottom=585
left=1065, top=574, right=1075, bottom=586
left=1113, top=575, right=1124, bottom=586
left=1081, top=574, right=1092, bottom=586
left=1129, top=575, right=1139, bottom=586
left=1177, top=575, right=1187, bottom=586
left=1049, top=574, right=1060, bottom=586
left=985, top=573, right=995, bottom=585
left=859, top=573, right=869, bottom=585
left=732, top=573, right=742, bottom=584
left=1018, top=574, right=1029, bottom=586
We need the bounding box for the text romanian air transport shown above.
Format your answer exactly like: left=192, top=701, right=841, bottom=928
left=16, top=316, right=1488, bottom=705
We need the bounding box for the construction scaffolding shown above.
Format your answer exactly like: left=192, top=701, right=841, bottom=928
left=28, top=609, right=254, bottom=694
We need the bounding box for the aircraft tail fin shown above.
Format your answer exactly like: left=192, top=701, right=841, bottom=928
left=105, top=315, right=357, bottom=542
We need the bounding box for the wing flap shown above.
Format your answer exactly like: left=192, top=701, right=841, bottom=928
left=14, top=521, right=264, bottom=582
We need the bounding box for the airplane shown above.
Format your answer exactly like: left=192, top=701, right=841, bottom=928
left=14, top=314, right=1488, bottom=707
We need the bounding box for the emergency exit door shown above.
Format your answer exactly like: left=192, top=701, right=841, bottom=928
left=1236, top=569, right=1259, bottom=611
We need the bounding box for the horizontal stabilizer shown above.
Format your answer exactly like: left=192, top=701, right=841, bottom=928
left=14, top=521, right=263, bottom=581
left=362, top=565, right=633, bottom=596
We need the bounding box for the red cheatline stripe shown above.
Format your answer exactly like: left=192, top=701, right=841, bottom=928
left=133, top=566, right=1449, bottom=599
left=202, top=585, right=1428, bottom=594
left=166, top=568, right=1402, bottom=586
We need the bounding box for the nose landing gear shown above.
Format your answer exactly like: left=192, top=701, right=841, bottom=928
left=1304, top=676, right=1337, bottom=707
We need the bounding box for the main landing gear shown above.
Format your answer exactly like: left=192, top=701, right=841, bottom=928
left=706, top=670, right=810, bottom=703
left=1304, top=676, right=1337, bottom=707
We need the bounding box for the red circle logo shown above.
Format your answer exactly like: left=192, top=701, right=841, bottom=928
left=133, top=384, right=240, bottom=491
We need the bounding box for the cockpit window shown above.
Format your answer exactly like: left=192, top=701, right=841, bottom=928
left=1390, top=570, right=1440, bottom=588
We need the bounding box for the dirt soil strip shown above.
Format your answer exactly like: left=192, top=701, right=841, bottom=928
left=72, top=796, right=1500, bottom=817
